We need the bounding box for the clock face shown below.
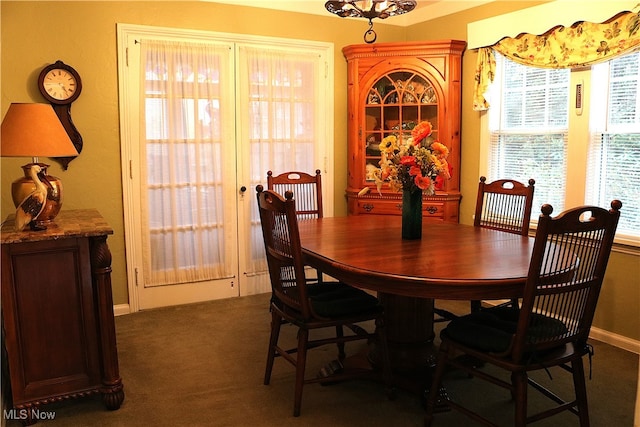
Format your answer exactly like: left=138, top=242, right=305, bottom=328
left=42, top=69, right=78, bottom=101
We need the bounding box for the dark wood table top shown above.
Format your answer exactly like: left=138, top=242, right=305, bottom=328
left=297, top=215, right=535, bottom=300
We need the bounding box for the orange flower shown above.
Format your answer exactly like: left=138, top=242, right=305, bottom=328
left=435, top=163, right=453, bottom=190
left=400, top=156, right=417, bottom=167
left=411, top=121, right=433, bottom=145
left=415, top=175, right=432, bottom=190
left=430, top=141, right=449, bottom=157
left=409, top=165, right=422, bottom=177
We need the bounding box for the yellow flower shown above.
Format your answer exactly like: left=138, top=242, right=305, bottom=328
left=378, top=135, right=398, bottom=153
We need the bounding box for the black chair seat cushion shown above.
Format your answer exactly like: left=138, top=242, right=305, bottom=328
left=443, top=306, right=568, bottom=353
left=308, top=281, right=380, bottom=318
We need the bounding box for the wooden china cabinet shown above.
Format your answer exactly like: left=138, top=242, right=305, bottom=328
left=343, top=40, right=466, bottom=223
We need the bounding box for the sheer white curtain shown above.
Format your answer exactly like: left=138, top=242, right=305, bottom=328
left=140, top=40, right=234, bottom=287
left=238, top=45, right=321, bottom=275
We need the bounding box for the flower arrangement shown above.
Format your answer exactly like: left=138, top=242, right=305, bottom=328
left=374, top=121, right=451, bottom=195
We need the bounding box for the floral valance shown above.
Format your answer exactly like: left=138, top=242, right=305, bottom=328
left=474, top=10, right=640, bottom=111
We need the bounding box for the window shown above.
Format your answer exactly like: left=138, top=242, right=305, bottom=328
left=587, top=53, right=640, bottom=239
left=486, top=51, right=640, bottom=245
left=487, top=59, right=570, bottom=214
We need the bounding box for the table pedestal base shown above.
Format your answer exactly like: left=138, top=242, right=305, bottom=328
left=378, top=293, right=436, bottom=369
left=375, top=293, right=449, bottom=411
left=316, top=293, right=450, bottom=411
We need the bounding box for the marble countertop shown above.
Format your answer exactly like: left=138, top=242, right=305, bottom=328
left=1, top=209, right=113, bottom=244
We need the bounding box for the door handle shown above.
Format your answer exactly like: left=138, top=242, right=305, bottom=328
left=239, top=186, right=247, bottom=193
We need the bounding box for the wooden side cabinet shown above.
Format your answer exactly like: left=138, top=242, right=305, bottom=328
left=1, top=209, right=124, bottom=424
left=343, top=40, right=466, bottom=222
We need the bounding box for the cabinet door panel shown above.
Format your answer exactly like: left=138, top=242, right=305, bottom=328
left=3, top=238, right=101, bottom=402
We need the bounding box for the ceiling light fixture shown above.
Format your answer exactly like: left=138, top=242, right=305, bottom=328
left=325, top=0, right=417, bottom=44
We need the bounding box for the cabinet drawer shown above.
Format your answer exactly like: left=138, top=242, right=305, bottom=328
left=355, top=198, right=445, bottom=219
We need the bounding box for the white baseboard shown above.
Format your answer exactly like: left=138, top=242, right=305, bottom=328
left=113, top=304, right=130, bottom=317
left=589, top=326, right=640, bottom=355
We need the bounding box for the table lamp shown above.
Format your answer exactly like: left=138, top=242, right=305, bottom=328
left=1, top=103, right=78, bottom=230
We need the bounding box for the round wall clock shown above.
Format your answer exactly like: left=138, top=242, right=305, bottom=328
left=37, top=60, right=83, bottom=169
left=38, top=60, right=82, bottom=104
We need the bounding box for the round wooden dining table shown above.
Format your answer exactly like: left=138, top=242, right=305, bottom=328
left=297, top=215, right=535, bottom=376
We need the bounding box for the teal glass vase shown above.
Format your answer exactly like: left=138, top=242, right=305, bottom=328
left=402, top=189, right=423, bottom=240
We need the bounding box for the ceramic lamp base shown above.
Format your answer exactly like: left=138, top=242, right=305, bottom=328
left=11, top=163, right=63, bottom=227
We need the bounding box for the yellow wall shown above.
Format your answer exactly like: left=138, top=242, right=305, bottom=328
left=2, top=1, right=638, bottom=343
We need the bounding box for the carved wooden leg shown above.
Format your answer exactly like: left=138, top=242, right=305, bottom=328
left=17, top=404, right=37, bottom=426
left=89, top=235, right=125, bottom=410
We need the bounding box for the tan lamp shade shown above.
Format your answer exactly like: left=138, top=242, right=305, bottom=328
left=1, top=103, right=79, bottom=229
left=1, top=103, right=78, bottom=157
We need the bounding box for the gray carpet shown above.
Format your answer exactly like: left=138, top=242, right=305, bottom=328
left=7, top=293, right=637, bottom=426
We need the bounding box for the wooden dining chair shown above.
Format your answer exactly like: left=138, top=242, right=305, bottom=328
left=471, top=176, right=536, bottom=312
left=267, top=169, right=326, bottom=285
left=474, top=176, right=536, bottom=235
left=256, top=186, right=394, bottom=417
left=425, top=200, right=622, bottom=427
left=434, top=176, right=536, bottom=321
left=267, top=170, right=323, bottom=220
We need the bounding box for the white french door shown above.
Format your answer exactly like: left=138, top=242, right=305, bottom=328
left=117, top=24, right=334, bottom=311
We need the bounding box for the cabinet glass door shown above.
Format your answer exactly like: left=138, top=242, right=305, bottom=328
left=364, top=71, right=438, bottom=182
